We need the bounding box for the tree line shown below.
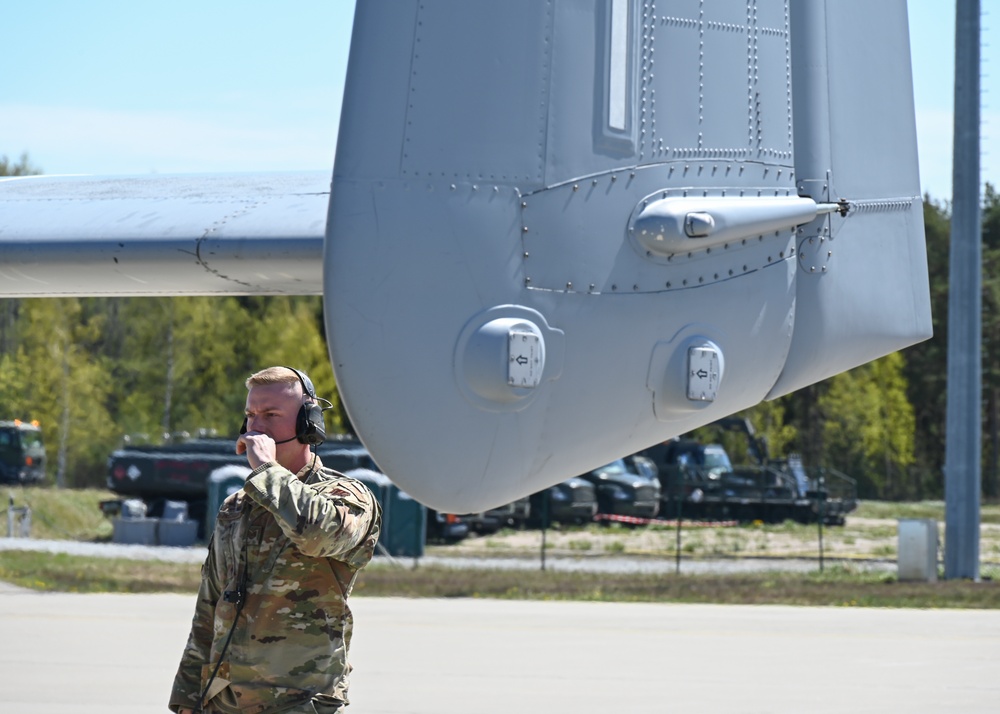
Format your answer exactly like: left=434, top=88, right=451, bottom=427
left=1, top=154, right=997, bottom=500
left=0, top=295, right=340, bottom=488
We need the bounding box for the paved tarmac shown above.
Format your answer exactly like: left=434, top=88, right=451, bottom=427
left=1, top=590, right=997, bottom=713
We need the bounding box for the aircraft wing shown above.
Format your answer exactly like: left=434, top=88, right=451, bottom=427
left=0, top=172, right=327, bottom=296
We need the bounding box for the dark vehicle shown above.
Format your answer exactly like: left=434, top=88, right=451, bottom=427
left=106, top=434, right=386, bottom=538
left=457, top=509, right=502, bottom=535
left=642, top=417, right=857, bottom=524
left=319, top=441, right=382, bottom=474
left=108, top=437, right=244, bottom=500
left=577, top=459, right=661, bottom=519
left=460, top=496, right=532, bottom=534
left=107, top=434, right=435, bottom=554
left=651, top=439, right=816, bottom=523
left=108, top=436, right=256, bottom=537
left=626, top=453, right=658, bottom=481
left=529, top=476, right=598, bottom=527
left=0, top=420, right=45, bottom=484
left=108, top=433, right=371, bottom=497
left=425, top=510, right=470, bottom=542
left=659, top=440, right=733, bottom=481
left=498, top=496, right=532, bottom=528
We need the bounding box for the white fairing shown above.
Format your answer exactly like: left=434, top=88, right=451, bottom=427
left=326, top=0, right=930, bottom=511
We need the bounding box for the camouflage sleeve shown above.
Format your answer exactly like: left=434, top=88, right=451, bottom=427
left=168, top=535, right=222, bottom=712
left=242, top=463, right=379, bottom=560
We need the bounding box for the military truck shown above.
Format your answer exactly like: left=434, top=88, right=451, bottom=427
left=527, top=476, right=599, bottom=527
left=106, top=433, right=370, bottom=538
left=108, top=436, right=240, bottom=537
left=107, top=433, right=436, bottom=556
left=640, top=418, right=857, bottom=525
left=577, top=459, right=661, bottom=520
left=0, top=420, right=46, bottom=484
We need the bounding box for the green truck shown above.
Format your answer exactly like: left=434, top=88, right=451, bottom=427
left=0, top=420, right=46, bottom=484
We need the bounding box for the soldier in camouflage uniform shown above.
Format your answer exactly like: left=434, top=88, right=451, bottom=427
left=169, top=367, right=381, bottom=714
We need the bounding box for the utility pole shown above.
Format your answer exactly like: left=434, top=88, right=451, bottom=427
left=944, top=0, right=982, bottom=580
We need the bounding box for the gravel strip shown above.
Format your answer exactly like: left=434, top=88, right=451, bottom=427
left=0, top=537, right=897, bottom=575
left=387, top=554, right=896, bottom=575
left=0, top=537, right=208, bottom=563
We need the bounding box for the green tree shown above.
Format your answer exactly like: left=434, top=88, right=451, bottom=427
left=243, top=296, right=343, bottom=433
left=0, top=153, right=40, bottom=376
left=0, top=152, right=41, bottom=176
left=105, top=297, right=173, bottom=440
left=981, top=183, right=1000, bottom=499
left=771, top=383, right=825, bottom=472
left=738, top=399, right=798, bottom=463
left=899, top=198, right=951, bottom=498
left=819, top=352, right=916, bottom=499
left=109, top=296, right=254, bottom=439
left=107, top=296, right=339, bottom=440
left=0, top=299, right=117, bottom=487
left=167, top=297, right=255, bottom=433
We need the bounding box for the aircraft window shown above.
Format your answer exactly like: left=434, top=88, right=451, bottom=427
left=599, top=0, right=637, bottom=155
left=608, top=0, right=630, bottom=132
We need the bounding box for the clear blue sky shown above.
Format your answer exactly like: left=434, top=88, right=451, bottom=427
left=1, top=1, right=992, bottom=203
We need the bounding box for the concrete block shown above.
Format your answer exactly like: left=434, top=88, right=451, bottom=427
left=112, top=517, right=159, bottom=545
left=157, top=519, right=199, bottom=547
left=898, top=518, right=938, bottom=582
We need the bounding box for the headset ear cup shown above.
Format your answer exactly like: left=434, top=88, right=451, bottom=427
left=297, top=403, right=327, bottom=446
left=278, top=367, right=325, bottom=445
left=307, top=403, right=327, bottom=445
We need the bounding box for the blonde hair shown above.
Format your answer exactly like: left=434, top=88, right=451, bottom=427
left=245, top=366, right=301, bottom=390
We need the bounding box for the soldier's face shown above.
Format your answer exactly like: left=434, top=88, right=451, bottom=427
left=244, top=382, right=302, bottom=443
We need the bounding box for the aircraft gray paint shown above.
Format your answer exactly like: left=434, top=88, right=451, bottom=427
left=0, top=0, right=930, bottom=513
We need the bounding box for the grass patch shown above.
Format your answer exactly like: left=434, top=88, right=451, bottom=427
left=855, top=499, right=1000, bottom=525
left=3, top=490, right=998, bottom=607
left=768, top=520, right=816, bottom=536
left=5, top=486, right=117, bottom=541
left=2, top=551, right=998, bottom=609
left=0, top=551, right=201, bottom=593
left=865, top=525, right=899, bottom=539
left=354, top=563, right=1000, bottom=609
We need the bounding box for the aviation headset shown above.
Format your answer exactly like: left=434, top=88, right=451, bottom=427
left=240, top=366, right=329, bottom=446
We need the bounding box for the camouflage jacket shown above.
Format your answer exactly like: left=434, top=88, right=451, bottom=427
left=169, top=456, right=381, bottom=714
